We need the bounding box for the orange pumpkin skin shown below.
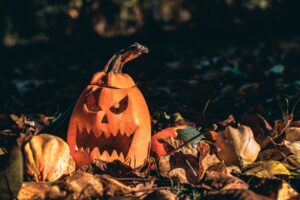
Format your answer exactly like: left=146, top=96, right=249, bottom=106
left=67, top=43, right=151, bottom=168
left=23, top=134, right=75, bottom=182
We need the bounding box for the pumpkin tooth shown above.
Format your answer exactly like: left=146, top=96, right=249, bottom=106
left=86, top=147, right=91, bottom=155
left=112, top=129, right=118, bottom=137
left=111, top=150, right=119, bottom=161
left=104, top=132, right=111, bottom=139
left=80, top=147, right=84, bottom=153
left=125, top=130, right=133, bottom=137
left=125, top=130, right=130, bottom=137
left=75, top=145, right=79, bottom=151
left=119, top=152, right=125, bottom=162
left=86, top=125, right=92, bottom=134
left=101, top=150, right=110, bottom=161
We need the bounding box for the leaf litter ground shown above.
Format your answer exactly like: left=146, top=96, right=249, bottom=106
left=1, top=37, right=300, bottom=199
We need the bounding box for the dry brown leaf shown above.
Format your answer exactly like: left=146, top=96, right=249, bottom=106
left=241, top=113, right=273, bottom=149
left=206, top=189, right=272, bottom=200
left=158, top=137, right=198, bottom=156
left=257, top=147, right=291, bottom=161
left=131, top=181, right=154, bottom=199
left=217, top=115, right=236, bottom=129
left=203, top=130, right=218, bottom=142
left=244, top=161, right=290, bottom=178
left=200, top=171, right=248, bottom=191
left=145, top=189, right=176, bottom=200
left=168, top=168, right=190, bottom=184
left=283, top=140, right=300, bottom=155
left=76, top=159, right=145, bottom=178
left=215, top=125, right=261, bottom=166
left=99, top=174, right=133, bottom=197
left=271, top=114, right=293, bottom=139
left=285, top=126, right=300, bottom=142
left=18, top=182, right=64, bottom=200
left=283, top=155, right=300, bottom=174
left=58, top=173, right=104, bottom=199
left=197, top=141, right=221, bottom=181
left=233, top=173, right=299, bottom=200
left=159, top=148, right=199, bottom=184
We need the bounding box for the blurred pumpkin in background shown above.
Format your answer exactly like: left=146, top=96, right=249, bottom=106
left=67, top=43, right=151, bottom=168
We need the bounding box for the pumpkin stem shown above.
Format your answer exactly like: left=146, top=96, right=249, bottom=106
left=103, top=42, right=149, bottom=73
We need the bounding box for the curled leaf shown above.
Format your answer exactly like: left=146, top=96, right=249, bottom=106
left=285, top=126, right=300, bottom=142
left=158, top=141, right=199, bottom=184
left=197, top=141, right=221, bottom=181
left=215, top=125, right=261, bottom=166
left=283, top=140, right=300, bottom=156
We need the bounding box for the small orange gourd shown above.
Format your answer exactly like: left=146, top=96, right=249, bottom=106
left=23, top=134, right=75, bottom=182
left=151, top=126, right=187, bottom=158
left=67, top=43, right=151, bottom=168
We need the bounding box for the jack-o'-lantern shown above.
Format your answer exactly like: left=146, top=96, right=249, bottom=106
left=67, top=43, right=151, bottom=168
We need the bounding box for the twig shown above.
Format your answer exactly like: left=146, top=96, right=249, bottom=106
left=185, top=159, right=197, bottom=177
left=165, top=132, right=203, bottom=156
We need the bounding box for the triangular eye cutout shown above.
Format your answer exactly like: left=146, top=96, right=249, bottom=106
left=85, top=88, right=102, bottom=112
left=110, top=95, right=129, bottom=114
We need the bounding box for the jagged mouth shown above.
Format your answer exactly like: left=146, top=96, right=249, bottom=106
left=75, top=124, right=135, bottom=160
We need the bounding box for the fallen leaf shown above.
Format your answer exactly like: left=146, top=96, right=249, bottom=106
left=99, top=174, right=133, bottom=197
left=271, top=114, right=292, bottom=139
left=244, top=161, right=290, bottom=178
left=283, top=155, right=300, bottom=174
left=145, top=189, right=176, bottom=200
left=257, top=147, right=291, bottom=161
left=200, top=171, right=248, bottom=191
left=206, top=189, right=272, bottom=200
left=159, top=149, right=199, bottom=184
left=18, top=182, right=64, bottom=200
left=197, top=141, right=221, bottom=181
left=283, top=140, right=300, bottom=155
left=176, top=126, right=203, bottom=148
left=158, top=137, right=198, bottom=156
left=76, top=159, right=145, bottom=178
left=215, top=125, right=261, bottom=166
left=58, top=173, right=104, bottom=199
left=285, top=126, right=300, bottom=142
left=217, top=115, right=236, bottom=129
left=241, top=113, right=273, bottom=149
left=233, top=172, right=298, bottom=199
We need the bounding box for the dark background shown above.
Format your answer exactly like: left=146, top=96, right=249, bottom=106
left=1, top=0, right=300, bottom=126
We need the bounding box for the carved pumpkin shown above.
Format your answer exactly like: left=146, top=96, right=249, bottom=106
left=67, top=43, right=151, bottom=168
left=23, top=134, right=75, bottom=182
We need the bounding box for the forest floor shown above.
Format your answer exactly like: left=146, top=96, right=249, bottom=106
left=1, top=33, right=300, bottom=199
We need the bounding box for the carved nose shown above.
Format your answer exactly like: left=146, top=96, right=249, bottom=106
left=101, top=114, right=109, bottom=123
